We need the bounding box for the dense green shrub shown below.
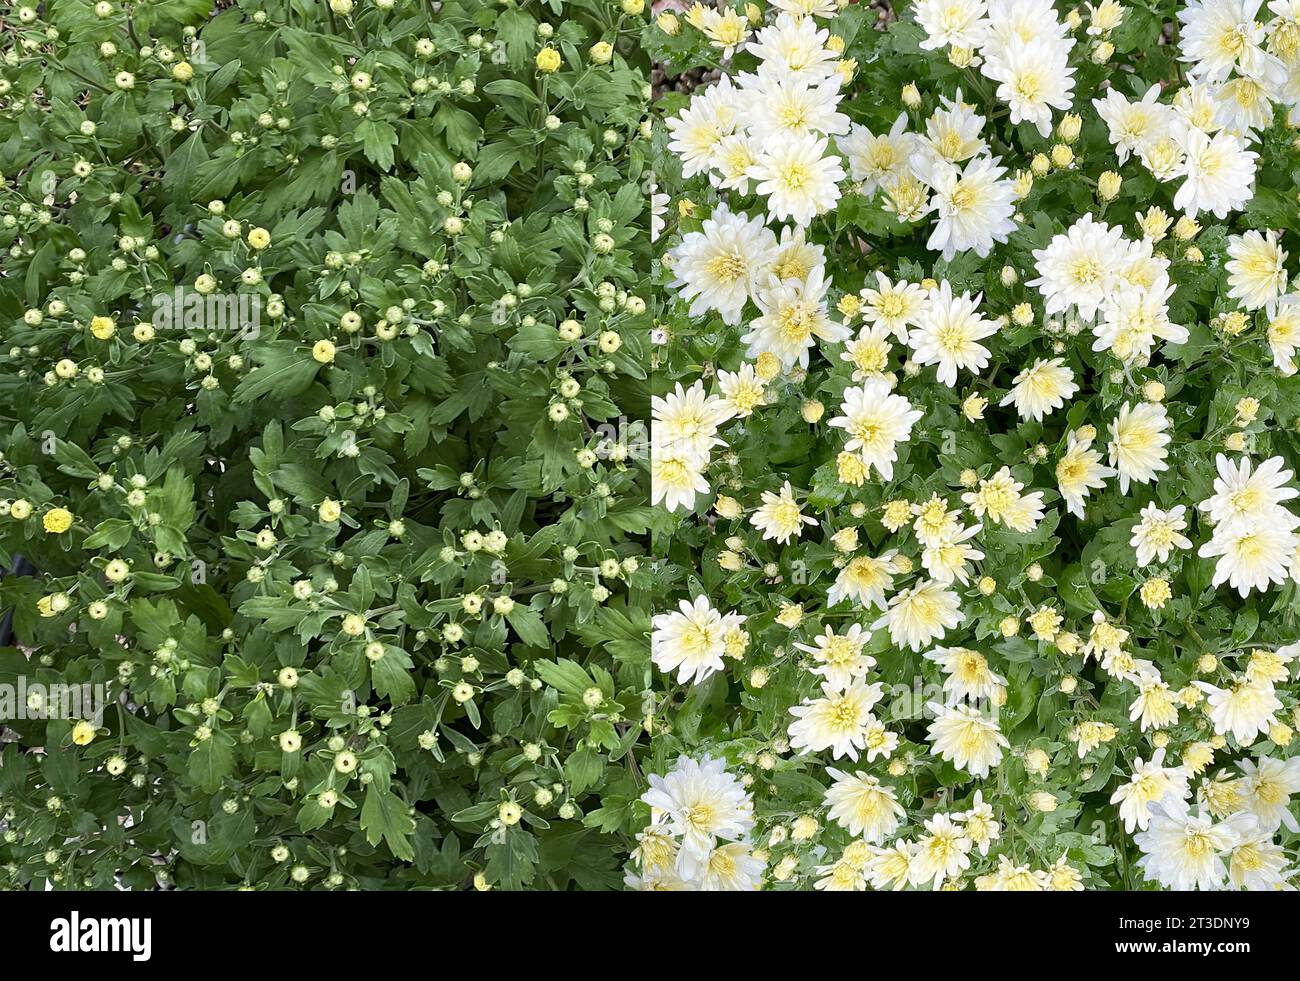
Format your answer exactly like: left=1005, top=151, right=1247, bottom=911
left=0, top=0, right=652, bottom=890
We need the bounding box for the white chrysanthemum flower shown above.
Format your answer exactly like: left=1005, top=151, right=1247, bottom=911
left=841, top=322, right=896, bottom=381
left=1270, top=0, right=1300, bottom=60
left=740, top=66, right=849, bottom=143
left=641, top=755, right=755, bottom=875
left=1238, top=755, right=1300, bottom=832
left=986, top=0, right=1073, bottom=47
left=921, top=92, right=989, bottom=163
left=925, top=646, right=1007, bottom=703
left=911, top=494, right=962, bottom=549
left=908, top=281, right=999, bottom=384
left=866, top=840, right=917, bottom=890
left=716, top=362, right=769, bottom=418
left=1174, top=78, right=1222, bottom=132
left=1199, top=520, right=1300, bottom=596
left=748, top=132, right=846, bottom=227
left=859, top=272, right=929, bottom=342
left=1005, top=491, right=1047, bottom=534
left=926, top=703, right=1009, bottom=778
left=827, top=377, right=924, bottom=479
left=1130, top=503, right=1194, bottom=565
left=976, top=855, right=1049, bottom=891
left=1178, top=0, right=1286, bottom=84
left=695, top=842, right=765, bottom=891
left=1134, top=802, right=1254, bottom=890
left=1119, top=234, right=1174, bottom=291
left=750, top=480, right=818, bottom=544
left=651, top=596, right=744, bottom=685
left=860, top=717, right=902, bottom=762
left=770, top=226, right=827, bottom=283
left=1109, top=749, right=1191, bottom=833
left=1085, top=0, right=1125, bottom=34
left=999, top=357, right=1077, bottom=421
left=1269, top=294, right=1300, bottom=374
left=796, top=623, right=876, bottom=691
left=962, top=466, right=1044, bottom=531
left=872, top=578, right=965, bottom=651
left=886, top=175, right=934, bottom=226
left=745, top=12, right=840, bottom=81
left=1028, top=213, right=1127, bottom=319
left=1228, top=828, right=1294, bottom=890
left=1138, top=133, right=1189, bottom=180
left=788, top=679, right=886, bottom=761
left=909, top=812, right=973, bottom=887
left=1093, top=84, right=1174, bottom=163
left=1107, top=401, right=1171, bottom=493
left=814, top=857, right=867, bottom=892
left=1246, top=643, right=1299, bottom=684
left=1213, top=74, right=1281, bottom=135
left=1198, top=454, right=1300, bottom=530
left=1194, top=677, right=1283, bottom=742
left=1056, top=430, right=1115, bottom=518
left=838, top=113, right=918, bottom=196
left=981, top=38, right=1076, bottom=137
left=828, top=552, right=898, bottom=610
left=668, top=204, right=778, bottom=325
left=631, top=822, right=679, bottom=876
left=743, top=264, right=848, bottom=368
left=913, top=154, right=1018, bottom=260
left=666, top=77, right=740, bottom=178
left=651, top=445, right=710, bottom=513
left=770, top=0, right=841, bottom=19
left=1226, top=229, right=1289, bottom=312
left=652, top=381, right=733, bottom=461
left=824, top=769, right=905, bottom=842
left=960, top=789, right=1002, bottom=856
left=914, top=0, right=990, bottom=50
left=694, top=6, right=752, bottom=58
left=1173, top=125, right=1259, bottom=218
left=1093, top=283, right=1188, bottom=363
left=1128, top=673, right=1180, bottom=731
left=921, top=523, right=985, bottom=585
left=709, top=132, right=760, bottom=194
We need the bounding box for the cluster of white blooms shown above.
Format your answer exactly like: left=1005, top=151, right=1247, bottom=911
left=814, top=784, right=1084, bottom=889
left=1128, top=742, right=1300, bottom=890
left=1030, top=214, right=1189, bottom=362
left=1197, top=454, right=1300, bottom=595
left=1225, top=227, right=1300, bottom=374
left=667, top=14, right=850, bottom=227
left=651, top=380, right=734, bottom=512
left=629, top=755, right=761, bottom=889
left=651, top=595, right=749, bottom=683
left=650, top=0, right=1300, bottom=892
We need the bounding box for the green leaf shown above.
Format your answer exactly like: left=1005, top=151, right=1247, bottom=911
left=360, top=785, right=416, bottom=862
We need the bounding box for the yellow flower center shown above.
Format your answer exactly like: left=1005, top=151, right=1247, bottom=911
left=829, top=694, right=861, bottom=730
left=708, top=848, right=736, bottom=877
left=684, top=802, right=717, bottom=833
left=779, top=302, right=815, bottom=343
left=1070, top=257, right=1101, bottom=285
left=705, top=251, right=748, bottom=284
left=779, top=161, right=810, bottom=191
left=823, top=635, right=858, bottom=667
left=1183, top=829, right=1214, bottom=859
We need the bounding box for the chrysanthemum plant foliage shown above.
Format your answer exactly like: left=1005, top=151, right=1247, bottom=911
left=642, top=0, right=1300, bottom=891
left=0, top=0, right=653, bottom=890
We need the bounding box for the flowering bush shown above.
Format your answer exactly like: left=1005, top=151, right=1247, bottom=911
left=642, top=0, right=1300, bottom=890
left=0, top=0, right=652, bottom=890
